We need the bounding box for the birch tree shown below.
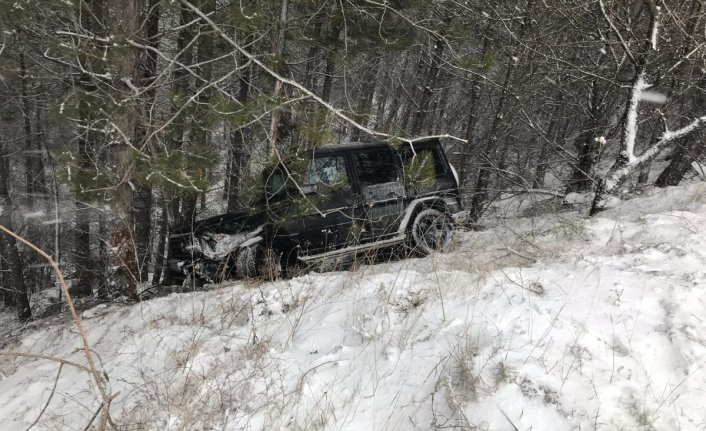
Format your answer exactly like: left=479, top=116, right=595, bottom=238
left=590, top=0, right=706, bottom=215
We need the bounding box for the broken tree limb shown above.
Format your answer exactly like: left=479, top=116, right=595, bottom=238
left=0, top=225, right=112, bottom=427
left=590, top=115, right=706, bottom=215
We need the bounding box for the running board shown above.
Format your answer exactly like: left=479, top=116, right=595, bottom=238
left=297, top=234, right=407, bottom=263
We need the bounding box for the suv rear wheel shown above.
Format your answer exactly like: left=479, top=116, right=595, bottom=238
left=410, top=208, right=453, bottom=255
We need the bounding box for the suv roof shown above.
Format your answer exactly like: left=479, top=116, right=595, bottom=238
left=314, top=138, right=440, bottom=153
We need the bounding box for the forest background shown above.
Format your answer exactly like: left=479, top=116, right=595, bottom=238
left=1, top=0, right=705, bottom=322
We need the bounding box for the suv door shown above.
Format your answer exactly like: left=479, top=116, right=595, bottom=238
left=350, top=147, right=406, bottom=241
left=296, top=153, right=355, bottom=255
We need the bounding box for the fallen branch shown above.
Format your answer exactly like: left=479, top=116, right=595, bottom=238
left=0, top=225, right=112, bottom=427
left=0, top=352, right=90, bottom=372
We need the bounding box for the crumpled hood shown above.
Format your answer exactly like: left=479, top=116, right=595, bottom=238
left=188, top=225, right=265, bottom=260
left=171, top=210, right=268, bottom=260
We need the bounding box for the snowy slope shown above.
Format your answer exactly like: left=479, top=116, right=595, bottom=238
left=1, top=183, right=706, bottom=430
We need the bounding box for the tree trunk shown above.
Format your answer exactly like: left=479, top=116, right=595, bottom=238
left=104, top=0, right=140, bottom=299
left=567, top=80, right=606, bottom=193
left=181, top=0, right=215, bottom=222
left=381, top=54, right=411, bottom=131
left=151, top=197, right=168, bottom=285
left=0, top=150, right=31, bottom=322
left=399, top=51, right=428, bottom=132
left=160, top=199, right=182, bottom=286
left=372, top=61, right=390, bottom=129
left=20, top=51, right=50, bottom=292
left=20, top=51, right=37, bottom=209
left=320, top=52, right=336, bottom=104
left=133, top=185, right=152, bottom=283
left=71, top=0, right=106, bottom=297
left=227, top=36, right=253, bottom=212
left=95, top=209, right=109, bottom=299
left=74, top=124, right=95, bottom=296
left=303, top=20, right=324, bottom=92
left=350, top=53, right=382, bottom=141
left=132, top=0, right=161, bottom=283
left=655, top=134, right=704, bottom=187
left=468, top=59, right=517, bottom=223
left=411, top=37, right=444, bottom=136
left=74, top=196, right=93, bottom=296
left=0, top=238, right=10, bottom=307
left=168, top=4, right=196, bottom=229
left=432, top=85, right=451, bottom=134
left=468, top=0, right=532, bottom=222
left=532, top=93, right=565, bottom=189
left=532, top=139, right=550, bottom=189
left=590, top=4, right=659, bottom=215
left=459, top=31, right=490, bottom=196
left=268, top=0, right=290, bottom=154
left=567, top=130, right=601, bottom=193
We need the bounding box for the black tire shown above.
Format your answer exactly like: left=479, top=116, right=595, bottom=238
left=162, top=267, right=186, bottom=287
left=410, top=208, right=453, bottom=255
left=236, top=245, right=281, bottom=280
left=183, top=270, right=205, bottom=291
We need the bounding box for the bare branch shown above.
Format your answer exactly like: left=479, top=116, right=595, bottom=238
left=598, top=0, right=637, bottom=63
left=0, top=226, right=111, bottom=423
left=180, top=0, right=467, bottom=145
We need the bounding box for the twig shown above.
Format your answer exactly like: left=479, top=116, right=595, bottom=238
left=25, top=363, right=64, bottom=431
left=0, top=352, right=90, bottom=372
left=82, top=402, right=104, bottom=431
left=498, top=406, right=520, bottom=431
left=597, top=0, right=636, bottom=64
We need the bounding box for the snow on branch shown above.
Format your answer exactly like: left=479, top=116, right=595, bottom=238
left=621, top=73, right=650, bottom=163
left=640, top=115, right=706, bottom=163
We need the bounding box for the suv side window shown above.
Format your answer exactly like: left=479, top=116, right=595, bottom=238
left=353, top=149, right=399, bottom=185
left=304, top=155, right=350, bottom=190
left=353, top=149, right=404, bottom=202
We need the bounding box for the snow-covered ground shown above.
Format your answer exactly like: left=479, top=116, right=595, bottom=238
left=2, top=183, right=706, bottom=430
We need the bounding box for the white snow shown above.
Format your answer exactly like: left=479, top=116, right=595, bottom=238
left=2, top=183, right=706, bottom=430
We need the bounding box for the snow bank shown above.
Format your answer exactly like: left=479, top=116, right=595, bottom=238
left=2, top=183, right=706, bottom=430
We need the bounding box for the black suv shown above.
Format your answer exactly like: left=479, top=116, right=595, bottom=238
left=167, top=138, right=462, bottom=283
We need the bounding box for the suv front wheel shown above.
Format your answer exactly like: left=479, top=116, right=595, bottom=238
left=410, top=208, right=453, bottom=255
left=236, top=245, right=281, bottom=280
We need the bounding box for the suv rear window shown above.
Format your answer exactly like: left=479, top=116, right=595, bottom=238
left=400, top=146, right=446, bottom=178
